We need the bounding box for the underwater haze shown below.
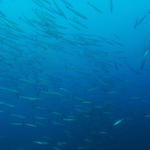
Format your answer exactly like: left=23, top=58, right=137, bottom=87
left=0, top=0, right=150, bottom=149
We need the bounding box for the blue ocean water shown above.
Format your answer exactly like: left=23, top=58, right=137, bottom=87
left=0, top=0, right=150, bottom=149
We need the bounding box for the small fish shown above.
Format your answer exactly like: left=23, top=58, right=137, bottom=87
left=110, top=0, right=113, bottom=13
left=25, top=123, right=37, bottom=127
left=53, top=0, right=67, bottom=19
left=106, top=90, right=118, bottom=94
left=33, top=141, right=49, bottom=145
left=4, top=103, right=15, bottom=108
left=99, top=131, right=108, bottom=134
left=144, top=114, right=150, bottom=118
left=134, top=10, right=150, bottom=28
left=11, top=122, right=23, bottom=126
left=0, top=87, right=18, bottom=93
left=57, top=141, right=67, bottom=146
left=81, top=101, right=92, bottom=104
left=87, top=2, right=102, bottom=14
left=60, top=0, right=73, bottom=7
left=73, top=19, right=88, bottom=29
left=113, top=119, right=123, bottom=126
left=63, top=118, right=76, bottom=122
left=10, top=114, right=26, bottom=119
left=20, top=96, right=40, bottom=101
left=35, top=116, right=47, bottom=120
left=126, top=63, right=140, bottom=74
left=140, top=49, right=150, bottom=70
left=66, top=6, right=87, bottom=20
left=0, top=15, right=21, bottom=32
left=129, top=96, right=141, bottom=100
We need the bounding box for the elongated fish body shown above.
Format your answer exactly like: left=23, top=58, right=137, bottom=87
left=134, top=14, right=148, bottom=28
left=110, top=0, right=113, bottom=13
left=141, top=49, right=150, bottom=70
left=134, top=10, right=150, bottom=28
left=87, top=2, right=102, bottom=14
left=113, top=119, right=123, bottom=126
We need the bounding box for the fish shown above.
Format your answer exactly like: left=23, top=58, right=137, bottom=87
left=57, top=141, right=67, bottom=147
left=126, top=63, right=140, bottom=74
left=25, top=123, right=37, bottom=128
left=140, top=49, right=150, bottom=70
left=33, top=141, right=49, bottom=145
left=63, top=118, right=76, bottom=122
left=129, top=96, right=141, bottom=100
left=19, top=96, right=41, bottom=101
left=0, top=15, right=21, bottom=32
left=32, top=0, right=50, bottom=9
left=73, top=19, right=88, bottom=29
left=10, top=114, right=26, bottom=119
left=0, top=87, right=18, bottom=93
left=42, top=0, right=51, bottom=6
left=87, top=2, right=102, bottom=14
left=113, top=119, right=123, bottom=126
left=110, top=0, right=113, bottom=13
left=99, top=131, right=108, bottom=134
left=42, top=90, right=64, bottom=96
left=66, top=6, right=87, bottom=20
left=53, top=146, right=61, bottom=150
left=134, top=10, right=150, bottom=28
left=53, top=0, right=67, bottom=19
left=69, top=23, right=81, bottom=31
left=4, top=103, right=15, bottom=108
left=144, top=114, right=150, bottom=118
left=106, top=90, right=118, bottom=94
left=10, top=122, right=23, bottom=126
left=0, top=101, right=15, bottom=108
left=60, top=0, right=73, bottom=8
left=33, top=9, right=55, bottom=20
left=81, top=101, right=92, bottom=104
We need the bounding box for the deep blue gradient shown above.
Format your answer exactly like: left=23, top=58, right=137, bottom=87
left=0, top=0, right=150, bottom=150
